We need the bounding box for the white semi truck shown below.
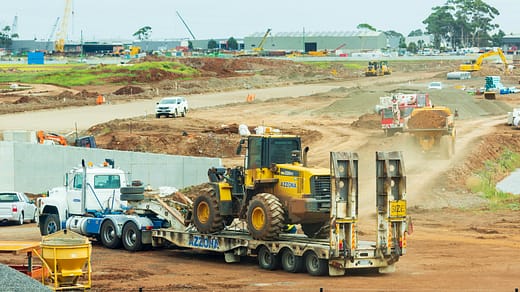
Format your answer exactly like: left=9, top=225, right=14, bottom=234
left=37, top=152, right=409, bottom=276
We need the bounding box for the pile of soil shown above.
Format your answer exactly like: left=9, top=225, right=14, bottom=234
left=350, top=113, right=381, bottom=129
left=113, top=85, right=144, bottom=95
left=408, top=109, right=449, bottom=129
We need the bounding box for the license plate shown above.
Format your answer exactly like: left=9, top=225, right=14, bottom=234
left=390, top=200, right=406, bottom=217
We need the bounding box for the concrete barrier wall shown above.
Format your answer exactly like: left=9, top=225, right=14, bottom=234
left=0, top=141, right=221, bottom=193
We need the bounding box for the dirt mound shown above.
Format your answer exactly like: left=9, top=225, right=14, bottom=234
left=447, top=124, right=520, bottom=190
left=351, top=113, right=380, bottom=129
left=408, top=109, right=449, bottom=129
left=13, top=96, right=32, bottom=104
left=113, top=86, right=144, bottom=95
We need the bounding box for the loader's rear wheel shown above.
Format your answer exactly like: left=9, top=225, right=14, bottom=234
left=193, top=188, right=225, bottom=233
left=246, top=193, right=285, bottom=240
left=301, top=222, right=330, bottom=239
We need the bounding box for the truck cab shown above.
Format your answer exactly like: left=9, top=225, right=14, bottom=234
left=38, top=160, right=128, bottom=235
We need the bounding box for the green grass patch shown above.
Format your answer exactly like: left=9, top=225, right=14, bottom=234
left=468, top=148, right=520, bottom=210
left=0, top=61, right=199, bottom=87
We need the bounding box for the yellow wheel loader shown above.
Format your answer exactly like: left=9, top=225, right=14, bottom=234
left=191, top=130, right=332, bottom=240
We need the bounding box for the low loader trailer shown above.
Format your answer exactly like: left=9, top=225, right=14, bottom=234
left=39, top=152, right=409, bottom=276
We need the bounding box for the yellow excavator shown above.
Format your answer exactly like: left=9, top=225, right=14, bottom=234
left=459, top=48, right=508, bottom=72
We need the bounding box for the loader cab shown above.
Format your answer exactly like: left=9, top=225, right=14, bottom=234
left=244, top=135, right=301, bottom=170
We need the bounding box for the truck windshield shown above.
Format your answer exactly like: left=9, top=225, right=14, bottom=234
left=94, top=175, right=121, bottom=189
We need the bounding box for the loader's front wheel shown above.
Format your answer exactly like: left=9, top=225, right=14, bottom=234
left=193, top=188, right=225, bottom=233
left=246, top=193, right=285, bottom=240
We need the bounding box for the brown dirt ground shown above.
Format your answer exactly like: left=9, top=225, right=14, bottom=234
left=1, top=58, right=520, bottom=291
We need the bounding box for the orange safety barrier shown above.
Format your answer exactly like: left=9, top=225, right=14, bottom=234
left=246, top=94, right=256, bottom=102
left=96, top=95, right=105, bottom=105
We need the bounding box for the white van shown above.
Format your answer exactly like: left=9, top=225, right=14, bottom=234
left=155, top=97, right=189, bottom=118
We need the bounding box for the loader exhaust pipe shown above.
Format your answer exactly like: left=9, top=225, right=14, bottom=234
left=303, top=146, right=309, bottom=167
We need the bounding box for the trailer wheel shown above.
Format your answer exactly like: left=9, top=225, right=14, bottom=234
left=100, top=220, right=122, bottom=249
left=40, top=214, right=60, bottom=235
left=122, top=222, right=143, bottom=251
left=281, top=248, right=304, bottom=273
left=246, top=193, right=285, bottom=240
left=305, top=251, right=328, bottom=276
left=193, top=189, right=224, bottom=233
left=258, top=246, right=280, bottom=270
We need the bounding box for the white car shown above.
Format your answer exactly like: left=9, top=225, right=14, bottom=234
left=0, top=192, right=38, bottom=225
left=155, top=96, right=189, bottom=118
left=428, top=82, right=443, bottom=90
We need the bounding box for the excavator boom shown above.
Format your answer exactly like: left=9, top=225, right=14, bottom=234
left=459, top=48, right=507, bottom=72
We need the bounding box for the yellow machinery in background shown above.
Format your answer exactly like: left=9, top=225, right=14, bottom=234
left=34, top=229, right=92, bottom=291
left=365, top=61, right=391, bottom=76
left=405, top=106, right=456, bottom=159
left=459, top=48, right=508, bottom=72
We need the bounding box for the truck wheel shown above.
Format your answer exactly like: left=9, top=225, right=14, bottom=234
left=440, top=136, right=452, bottom=159
left=258, top=246, right=280, bottom=270
left=181, top=109, right=186, bottom=117
left=40, top=214, right=60, bottom=235
left=101, top=220, right=122, bottom=249
left=17, top=212, right=24, bottom=225
left=281, top=248, right=304, bottom=273
left=155, top=114, right=160, bottom=118
left=172, top=110, right=178, bottom=118
left=301, top=222, right=330, bottom=239
left=122, top=222, right=143, bottom=251
left=246, top=193, right=285, bottom=240
left=193, top=188, right=224, bottom=233
left=304, top=251, right=328, bottom=276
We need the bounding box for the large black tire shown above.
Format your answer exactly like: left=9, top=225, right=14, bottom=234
left=440, top=135, right=453, bottom=160
left=246, top=193, right=285, bottom=240
left=301, top=222, right=330, bottom=239
left=40, top=214, right=60, bottom=235
left=305, top=251, right=328, bottom=276
left=281, top=249, right=304, bottom=273
left=100, top=220, right=122, bottom=249
left=181, top=109, right=186, bottom=117
left=257, top=246, right=280, bottom=270
left=122, top=222, right=143, bottom=251
left=120, top=186, right=145, bottom=194
left=193, top=188, right=225, bottom=233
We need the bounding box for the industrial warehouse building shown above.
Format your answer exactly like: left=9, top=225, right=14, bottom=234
left=243, top=30, right=390, bottom=53
left=4, top=30, right=391, bottom=55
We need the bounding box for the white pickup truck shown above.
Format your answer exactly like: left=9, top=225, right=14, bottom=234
left=155, top=96, right=188, bottom=118
left=0, top=191, right=38, bottom=225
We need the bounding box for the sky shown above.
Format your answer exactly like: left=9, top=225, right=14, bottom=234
left=0, top=0, right=518, bottom=42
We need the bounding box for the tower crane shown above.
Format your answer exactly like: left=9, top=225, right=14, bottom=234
left=55, top=0, right=73, bottom=53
